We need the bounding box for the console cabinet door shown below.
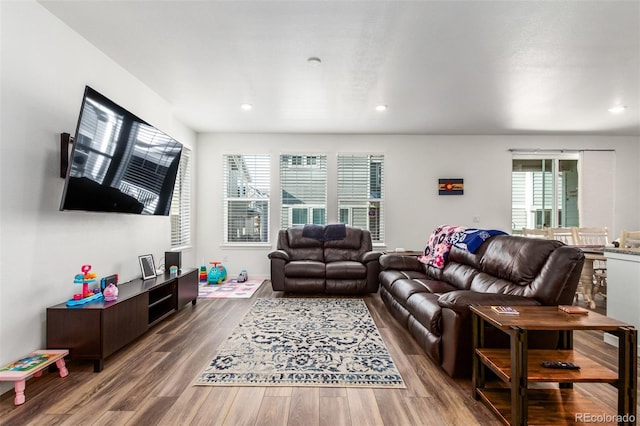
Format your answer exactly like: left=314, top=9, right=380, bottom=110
left=47, top=309, right=101, bottom=360
left=102, top=293, right=148, bottom=358
left=177, top=269, right=198, bottom=309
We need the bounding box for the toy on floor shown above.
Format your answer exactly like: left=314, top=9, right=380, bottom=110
left=0, top=349, right=69, bottom=405
left=237, top=270, right=248, bottom=282
left=66, top=264, right=103, bottom=307
left=208, top=261, right=227, bottom=284
left=199, top=265, right=208, bottom=283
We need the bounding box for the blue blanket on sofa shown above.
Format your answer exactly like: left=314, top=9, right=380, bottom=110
left=453, top=228, right=507, bottom=253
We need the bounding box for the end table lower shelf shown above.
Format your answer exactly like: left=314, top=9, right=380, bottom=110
left=477, top=388, right=618, bottom=425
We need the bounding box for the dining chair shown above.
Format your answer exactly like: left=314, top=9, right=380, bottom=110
left=620, top=230, right=640, bottom=248
left=576, top=227, right=609, bottom=246
left=548, top=227, right=579, bottom=245
left=576, top=227, right=609, bottom=308
left=549, top=227, right=588, bottom=306
left=522, top=228, right=551, bottom=239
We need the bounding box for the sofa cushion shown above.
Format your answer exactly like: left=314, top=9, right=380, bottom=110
left=414, top=279, right=459, bottom=295
left=324, top=227, right=363, bottom=250
left=479, top=235, right=563, bottom=282
left=438, top=289, right=541, bottom=314
left=284, top=278, right=324, bottom=293
left=441, top=263, right=478, bottom=290
left=406, top=292, right=442, bottom=336
left=326, top=279, right=366, bottom=293
left=324, top=228, right=370, bottom=262
left=280, top=228, right=324, bottom=261
left=285, top=261, right=325, bottom=278
left=387, top=279, right=431, bottom=304
left=469, top=272, right=528, bottom=295
left=286, top=227, right=323, bottom=248
left=379, top=270, right=427, bottom=291
left=326, top=261, right=366, bottom=279
left=289, top=247, right=324, bottom=262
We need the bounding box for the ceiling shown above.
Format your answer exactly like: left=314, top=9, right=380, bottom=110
left=40, top=0, right=640, bottom=136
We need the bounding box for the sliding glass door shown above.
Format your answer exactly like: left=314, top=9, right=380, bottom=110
left=511, top=154, right=579, bottom=234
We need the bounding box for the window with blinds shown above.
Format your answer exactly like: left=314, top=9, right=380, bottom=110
left=223, top=154, right=270, bottom=243
left=280, top=154, right=327, bottom=228
left=337, top=154, right=384, bottom=243
left=171, top=147, right=192, bottom=248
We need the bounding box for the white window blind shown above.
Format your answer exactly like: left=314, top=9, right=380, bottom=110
left=171, top=146, right=192, bottom=248
left=337, top=154, right=384, bottom=243
left=223, top=154, right=270, bottom=243
left=280, top=154, right=327, bottom=228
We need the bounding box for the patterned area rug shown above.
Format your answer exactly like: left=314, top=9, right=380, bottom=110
left=194, top=298, right=405, bottom=388
left=198, top=279, right=264, bottom=299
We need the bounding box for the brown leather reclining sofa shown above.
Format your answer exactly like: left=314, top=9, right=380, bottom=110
left=269, top=225, right=382, bottom=294
left=379, top=235, right=584, bottom=377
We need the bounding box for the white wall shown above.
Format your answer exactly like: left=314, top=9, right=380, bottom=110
left=0, top=1, right=196, bottom=392
left=196, top=134, right=640, bottom=278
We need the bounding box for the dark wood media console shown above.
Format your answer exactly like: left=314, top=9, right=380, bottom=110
left=46, top=268, right=198, bottom=372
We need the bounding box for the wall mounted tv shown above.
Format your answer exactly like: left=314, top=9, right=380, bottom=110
left=60, top=86, right=182, bottom=215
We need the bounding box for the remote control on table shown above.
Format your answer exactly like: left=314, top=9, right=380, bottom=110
left=541, top=361, right=580, bottom=370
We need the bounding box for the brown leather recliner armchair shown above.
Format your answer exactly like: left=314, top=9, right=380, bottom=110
left=268, top=225, right=381, bottom=294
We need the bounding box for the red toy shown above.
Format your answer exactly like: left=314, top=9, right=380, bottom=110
left=66, top=264, right=102, bottom=307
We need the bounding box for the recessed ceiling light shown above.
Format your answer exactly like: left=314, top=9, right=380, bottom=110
left=240, top=103, right=253, bottom=111
left=307, top=57, right=322, bottom=66
left=375, top=105, right=388, bottom=112
left=608, top=105, right=626, bottom=114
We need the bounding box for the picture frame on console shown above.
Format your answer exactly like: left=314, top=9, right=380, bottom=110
left=138, top=254, right=156, bottom=280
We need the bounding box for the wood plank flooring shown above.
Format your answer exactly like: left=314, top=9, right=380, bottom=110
left=0, top=286, right=635, bottom=425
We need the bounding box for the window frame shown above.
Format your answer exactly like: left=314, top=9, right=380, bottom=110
left=223, top=154, right=271, bottom=246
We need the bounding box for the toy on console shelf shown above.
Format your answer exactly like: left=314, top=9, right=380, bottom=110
left=207, top=261, right=227, bottom=285
left=103, top=283, right=118, bottom=302
left=66, top=264, right=103, bottom=307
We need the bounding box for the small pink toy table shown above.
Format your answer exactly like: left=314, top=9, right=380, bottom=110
left=0, top=349, right=69, bottom=405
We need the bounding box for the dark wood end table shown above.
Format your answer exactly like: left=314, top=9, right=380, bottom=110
left=471, top=305, right=637, bottom=425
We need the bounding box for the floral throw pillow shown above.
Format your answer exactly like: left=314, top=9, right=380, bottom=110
left=419, top=225, right=465, bottom=269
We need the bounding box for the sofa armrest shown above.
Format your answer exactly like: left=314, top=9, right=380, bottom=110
left=361, top=251, right=382, bottom=263
left=268, top=249, right=290, bottom=262
left=379, top=254, right=423, bottom=271
left=438, top=290, right=541, bottom=315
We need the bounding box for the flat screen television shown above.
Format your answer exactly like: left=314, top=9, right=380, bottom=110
left=60, top=86, right=183, bottom=215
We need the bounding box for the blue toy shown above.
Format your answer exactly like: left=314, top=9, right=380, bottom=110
left=207, top=261, right=227, bottom=284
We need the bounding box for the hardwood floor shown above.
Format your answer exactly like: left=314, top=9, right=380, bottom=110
left=0, top=287, right=634, bottom=425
